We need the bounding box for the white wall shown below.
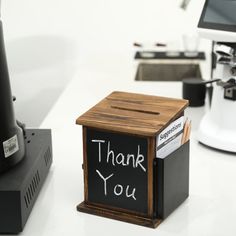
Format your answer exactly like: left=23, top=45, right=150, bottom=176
left=1, top=0, right=210, bottom=126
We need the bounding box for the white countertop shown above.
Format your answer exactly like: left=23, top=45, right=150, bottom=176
left=12, top=54, right=236, bottom=236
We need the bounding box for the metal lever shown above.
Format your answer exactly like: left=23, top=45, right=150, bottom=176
left=217, top=78, right=236, bottom=88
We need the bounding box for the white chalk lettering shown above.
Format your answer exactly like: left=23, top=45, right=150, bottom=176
left=114, top=184, right=123, bottom=196
left=96, top=170, right=114, bottom=196
left=113, top=184, right=137, bottom=200
left=106, top=141, right=115, bottom=166
left=127, top=154, right=135, bottom=167
left=92, top=140, right=105, bottom=162
left=135, top=145, right=146, bottom=172
left=116, top=153, right=127, bottom=166
left=92, top=140, right=146, bottom=173
left=126, top=185, right=136, bottom=200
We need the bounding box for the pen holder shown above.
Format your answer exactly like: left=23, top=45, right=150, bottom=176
left=76, top=91, right=189, bottom=228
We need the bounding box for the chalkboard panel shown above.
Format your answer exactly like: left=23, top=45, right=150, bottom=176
left=86, top=128, right=148, bottom=214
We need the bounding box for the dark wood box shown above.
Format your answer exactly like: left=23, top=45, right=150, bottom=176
left=76, top=91, right=189, bottom=228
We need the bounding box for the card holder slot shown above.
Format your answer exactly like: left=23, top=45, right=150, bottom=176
left=153, top=141, right=189, bottom=219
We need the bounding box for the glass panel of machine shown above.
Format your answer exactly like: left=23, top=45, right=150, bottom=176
left=203, top=0, right=236, bottom=25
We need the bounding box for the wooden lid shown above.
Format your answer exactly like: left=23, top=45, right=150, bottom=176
left=76, top=91, right=188, bottom=137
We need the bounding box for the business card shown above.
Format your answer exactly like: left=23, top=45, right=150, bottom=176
left=156, top=116, right=191, bottom=159
left=157, top=116, right=184, bottom=147
left=156, top=132, right=183, bottom=159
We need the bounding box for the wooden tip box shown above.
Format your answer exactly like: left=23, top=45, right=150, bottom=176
left=76, top=91, right=189, bottom=228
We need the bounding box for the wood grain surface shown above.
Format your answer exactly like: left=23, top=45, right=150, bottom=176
left=77, top=201, right=162, bottom=228
left=76, top=91, right=188, bottom=137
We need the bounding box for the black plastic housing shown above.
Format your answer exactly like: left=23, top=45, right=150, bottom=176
left=182, top=78, right=206, bottom=107
left=0, top=129, right=52, bottom=233
left=0, top=21, right=25, bottom=172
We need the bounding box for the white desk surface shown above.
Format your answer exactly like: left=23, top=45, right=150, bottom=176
left=17, top=59, right=236, bottom=236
